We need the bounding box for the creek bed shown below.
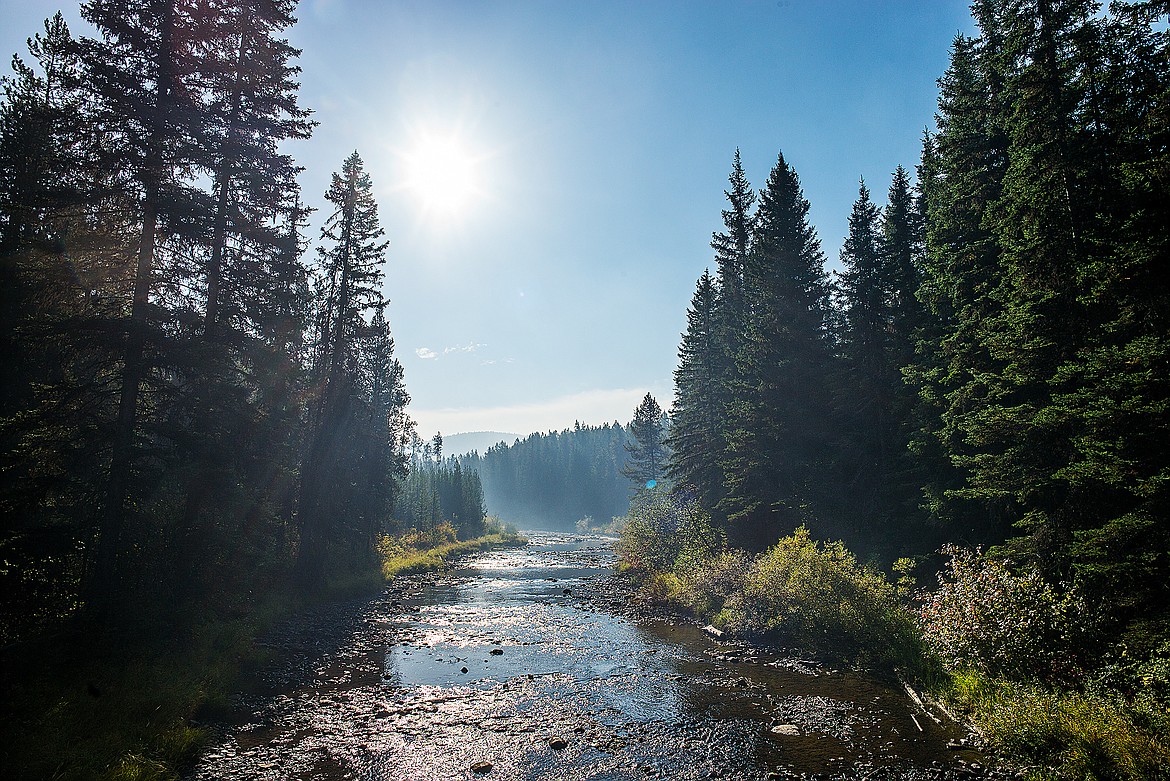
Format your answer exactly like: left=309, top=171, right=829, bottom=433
left=187, top=532, right=994, bottom=781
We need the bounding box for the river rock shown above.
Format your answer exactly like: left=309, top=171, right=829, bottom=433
left=702, top=624, right=724, bottom=638
left=770, top=724, right=800, bottom=736
left=471, top=760, right=493, bottom=774
left=490, top=648, right=504, bottom=655
left=548, top=736, right=568, bottom=750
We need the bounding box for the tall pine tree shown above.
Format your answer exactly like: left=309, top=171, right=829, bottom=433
left=721, top=151, right=832, bottom=550
left=667, top=270, right=724, bottom=509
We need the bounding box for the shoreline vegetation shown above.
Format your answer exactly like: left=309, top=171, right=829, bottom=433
left=378, top=519, right=526, bottom=579
left=0, top=522, right=526, bottom=781
left=613, top=490, right=1170, bottom=781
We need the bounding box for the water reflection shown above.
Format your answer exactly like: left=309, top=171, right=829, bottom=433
left=384, top=534, right=690, bottom=724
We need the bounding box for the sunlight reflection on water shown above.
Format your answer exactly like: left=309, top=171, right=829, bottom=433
left=383, top=533, right=688, bottom=723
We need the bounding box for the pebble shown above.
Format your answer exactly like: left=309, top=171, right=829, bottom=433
left=548, top=736, right=568, bottom=750
left=471, top=760, right=493, bottom=774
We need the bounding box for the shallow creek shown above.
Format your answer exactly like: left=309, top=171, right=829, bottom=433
left=187, top=532, right=994, bottom=780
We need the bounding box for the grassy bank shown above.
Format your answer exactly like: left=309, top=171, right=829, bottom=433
left=1, top=603, right=285, bottom=780
left=935, top=669, right=1170, bottom=780
left=378, top=522, right=527, bottom=579
left=0, top=524, right=527, bottom=781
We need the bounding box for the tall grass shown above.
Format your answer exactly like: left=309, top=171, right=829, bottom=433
left=942, top=670, right=1170, bottom=780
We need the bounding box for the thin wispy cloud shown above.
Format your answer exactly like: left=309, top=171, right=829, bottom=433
left=443, top=342, right=486, bottom=355
left=415, top=342, right=485, bottom=361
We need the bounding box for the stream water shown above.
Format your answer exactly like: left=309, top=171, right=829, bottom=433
left=187, top=532, right=994, bottom=780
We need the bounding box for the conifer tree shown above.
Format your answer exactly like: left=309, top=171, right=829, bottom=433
left=295, top=150, right=389, bottom=588
left=832, top=174, right=928, bottom=555
left=721, top=151, right=831, bottom=549
left=80, top=0, right=217, bottom=608
left=832, top=180, right=887, bottom=543
left=909, top=2, right=1170, bottom=634
left=907, top=32, right=1013, bottom=544
left=666, top=270, right=725, bottom=510
left=711, top=149, right=755, bottom=367
left=198, top=0, right=314, bottom=341
left=622, top=393, right=669, bottom=495
left=880, top=165, right=924, bottom=352
left=0, top=12, right=85, bottom=252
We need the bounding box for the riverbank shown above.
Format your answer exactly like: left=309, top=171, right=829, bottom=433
left=0, top=528, right=528, bottom=781
left=614, top=494, right=1170, bottom=781
left=379, top=528, right=527, bottom=579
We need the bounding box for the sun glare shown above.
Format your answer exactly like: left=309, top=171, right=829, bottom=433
left=402, top=132, right=483, bottom=222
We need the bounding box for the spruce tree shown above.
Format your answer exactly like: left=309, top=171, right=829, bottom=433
left=295, top=150, right=389, bottom=588
left=622, top=393, right=669, bottom=495
left=906, top=32, right=1013, bottom=545
left=832, top=180, right=888, bottom=546
left=197, top=0, right=314, bottom=340
left=721, top=151, right=832, bottom=550
left=832, top=173, right=929, bottom=556
left=711, top=149, right=755, bottom=369
left=80, top=0, right=217, bottom=609
left=666, top=270, right=724, bottom=510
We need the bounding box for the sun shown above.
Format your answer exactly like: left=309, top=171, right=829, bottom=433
left=401, top=132, right=483, bottom=222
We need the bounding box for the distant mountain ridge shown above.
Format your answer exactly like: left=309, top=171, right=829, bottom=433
left=443, top=431, right=519, bottom=457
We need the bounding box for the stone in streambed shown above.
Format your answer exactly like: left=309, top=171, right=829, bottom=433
left=548, top=736, right=568, bottom=750
left=471, top=760, right=493, bottom=774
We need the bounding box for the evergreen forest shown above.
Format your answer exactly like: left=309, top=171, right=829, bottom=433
left=460, top=422, right=630, bottom=530
left=664, top=0, right=1170, bottom=650
left=2, top=0, right=1170, bottom=779
left=0, top=3, right=487, bottom=646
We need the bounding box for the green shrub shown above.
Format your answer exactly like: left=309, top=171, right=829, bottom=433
left=641, top=571, right=685, bottom=603
left=722, top=526, right=921, bottom=665
left=679, top=550, right=752, bottom=615
left=615, top=491, right=723, bottom=574
left=919, top=546, right=1094, bottom=682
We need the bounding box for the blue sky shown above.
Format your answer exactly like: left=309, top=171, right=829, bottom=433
left=1, top=0, right=976, bottom=438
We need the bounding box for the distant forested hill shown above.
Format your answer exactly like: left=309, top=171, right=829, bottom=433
left=460, top=422, right=629, bottom=529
